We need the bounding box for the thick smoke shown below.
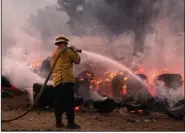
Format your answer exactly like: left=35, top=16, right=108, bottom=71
left=57, top=0, right=159, bottom=54
left=2, top=0, right=58, bottom=89
left=142, top=0, right=184, bottom=80
left=155, top=80, right=184, bottom=107
left=56, top=0, right=184, bottom=78
left=55, top=0, right=184, bottom=103
left=2, top=0, right=184, bottom=104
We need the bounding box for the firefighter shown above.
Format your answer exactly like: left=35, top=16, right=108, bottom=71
left=51, top=34, right=81, bottom=129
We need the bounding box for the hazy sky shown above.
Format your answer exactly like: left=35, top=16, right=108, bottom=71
left=3, top=0, right=56, bottom=16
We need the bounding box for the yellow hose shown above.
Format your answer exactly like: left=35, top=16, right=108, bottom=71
left=2, top=48, right=68, bottom=123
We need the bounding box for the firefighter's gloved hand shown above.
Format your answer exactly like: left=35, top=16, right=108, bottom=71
left=70, top=46, right=78, bottom=52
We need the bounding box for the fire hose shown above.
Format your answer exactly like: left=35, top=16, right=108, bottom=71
left=2, top=47, right=82, bottom=123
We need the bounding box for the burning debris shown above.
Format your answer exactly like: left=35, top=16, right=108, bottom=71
left=1, top=0, right=184, bottom=131
left=29, top=60, right=42, bottom=73
left=74, top=62, right=184, bottom=117
left=155, top=73, right=183, bottom=90
left=2, top=75, right=28, bottom=98
left=2, top=56, right=184, bottom=120
left=26, top=58, right=185, bottom=119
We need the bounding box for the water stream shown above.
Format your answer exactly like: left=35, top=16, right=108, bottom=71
left=82, top=50, right=149, bottom=88
left=26, top=50, right=149, bottom=105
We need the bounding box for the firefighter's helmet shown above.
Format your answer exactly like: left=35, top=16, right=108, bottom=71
left=55, top=34, right=69, bottom=45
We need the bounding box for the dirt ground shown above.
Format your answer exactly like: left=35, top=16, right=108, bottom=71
left=1, top=96, right=185, bottom=131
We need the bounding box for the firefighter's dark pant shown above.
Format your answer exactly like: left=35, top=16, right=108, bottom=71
left=54, top=83, right=75, bottom=124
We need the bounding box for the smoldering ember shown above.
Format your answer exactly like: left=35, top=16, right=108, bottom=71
left=2, top=0, right=185, bottom=131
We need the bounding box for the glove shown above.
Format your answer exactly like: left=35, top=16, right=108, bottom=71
left=70, top=46, right=78, bottom=51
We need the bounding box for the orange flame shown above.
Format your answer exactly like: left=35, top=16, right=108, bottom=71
left=78, top=67, right=183, bottom=98
left=121, top=88, right=126, bottom=95
left=135, top=68, right=144, bottom=74
left=30, top=60, right=41, bottom=68
left=156, top=68, right=170, bottom=76
left=75, top=106, right=80, bottom=111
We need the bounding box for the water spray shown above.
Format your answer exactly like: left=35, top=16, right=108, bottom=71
left=2, top=48, right=148, bottom=123
left=82, top=50, right=150, bottom=88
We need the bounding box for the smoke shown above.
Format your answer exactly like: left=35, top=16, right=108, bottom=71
left=55, top=0, right=184, bottom=78
left=130, top=52, right=144, bottom=71
left=155, top=80, right=183, bottom=107
left=2, top=0, right=57, bottom=89
left=2, top=0, right=184, bottom=106
left=144, top=1, right=184, bottom=67
left=25, top=88, right=34, bottom=104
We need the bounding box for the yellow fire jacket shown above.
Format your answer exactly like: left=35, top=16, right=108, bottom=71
left=51, top=47, right=81, bottom=87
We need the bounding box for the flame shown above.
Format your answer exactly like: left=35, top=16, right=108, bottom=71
left=75, top=106, right=80, bottom=111
left=86, top=71, right=129, bottom=91
left=30, top=60, right=41, bottom=69
left=119, top=71, right=124, bottom=75
left=121, top=88, right=126, bottom=95
left=135, top=68, right=144, bottom=74
left=77, top=67, right=183, bottom=98
left=129, top=110, right=143, bottom=113
left=156, top=68, right=170, bottom=76
left=124, top=77, right=128, bottom=81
